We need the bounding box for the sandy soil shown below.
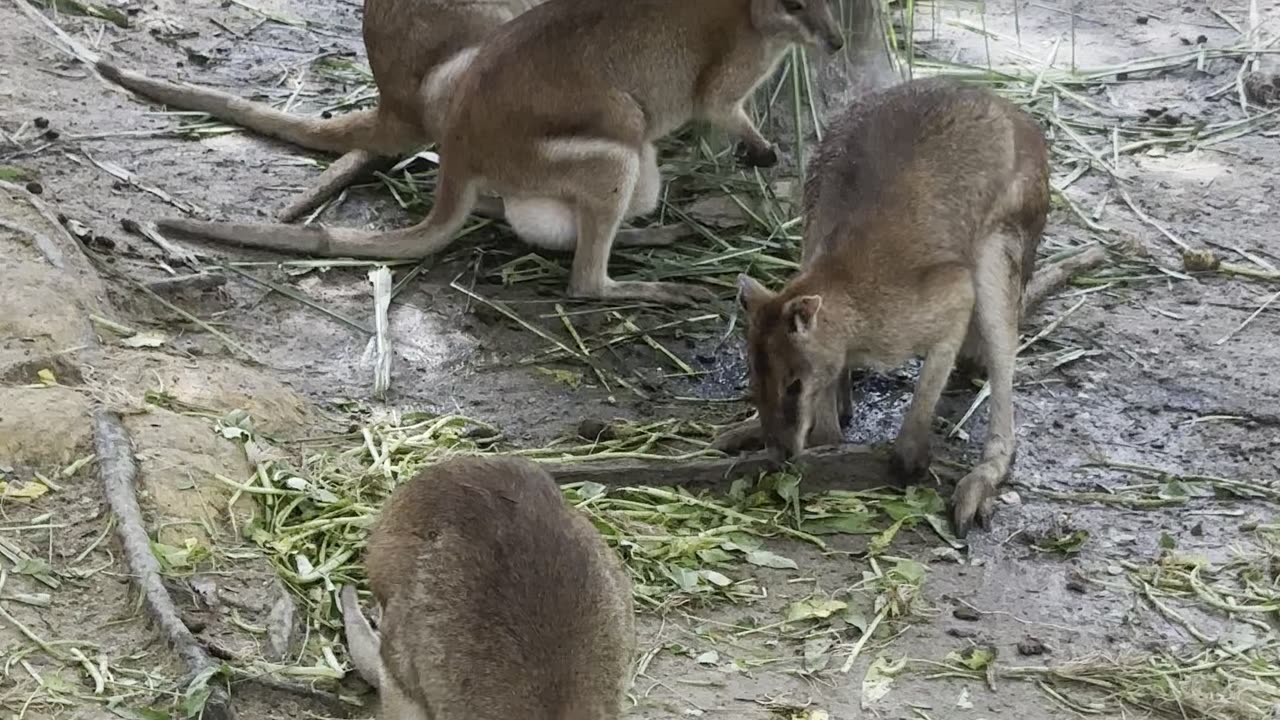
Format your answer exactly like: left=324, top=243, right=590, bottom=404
left=0, top=0, right=1277, bottom=718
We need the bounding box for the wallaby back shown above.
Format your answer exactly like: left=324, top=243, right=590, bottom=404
left=800, top=77, right=1047, bottom=289
left=361, top=456, right=635, bottom=719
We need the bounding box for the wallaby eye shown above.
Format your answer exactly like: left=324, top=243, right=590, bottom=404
left=785, top=378, right=803, bottom=398
left=781, top=0, right=804, bottom=12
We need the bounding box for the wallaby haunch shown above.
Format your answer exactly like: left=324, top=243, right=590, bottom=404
left=339, top=455, right=635, bottom=718
left=734, top=77, right=1050, bottom=537
left=152, top=0, right=845, bottom=305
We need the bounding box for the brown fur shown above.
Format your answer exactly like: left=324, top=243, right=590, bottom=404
left=341, top=455, right=635, bottom=719
left=735, top=77, right=1049, bottom=537
left=98, top=0, right=542, bottom=221
left=152, top=0, right=844, bottom=305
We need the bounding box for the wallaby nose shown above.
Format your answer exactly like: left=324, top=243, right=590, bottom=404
left=824, top=31, right=845, bottom=52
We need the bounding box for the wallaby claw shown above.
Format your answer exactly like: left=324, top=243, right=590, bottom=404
left=735, top=140, right=779, bottom=169
left=951, top=467, right=1000, bottom=539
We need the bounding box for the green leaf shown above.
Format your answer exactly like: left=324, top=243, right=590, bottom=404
left=860, top=654, right=899, bottom=708
left=890, top=559, right=927, bottom=584
left=786, top=598, right=848, bottom=623
left=843, top=605, right=870, bottom=635
left=946, top=646, right=996, bottom=671
left=803, top=636, right=834, bottom=672
left=802, top=512, right=879, bottom=535
left=700, top=569, right=733, bottom=587
left=745, top=549, right=798, bottom=570
left=1036, top=529, right=1089, bottom=555
left=696, top=548, right=733, bottom=564
left=869, top=517, right=907, bottom=555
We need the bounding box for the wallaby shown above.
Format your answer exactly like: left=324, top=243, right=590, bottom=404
left=732, top=77, right=1049, bottom=537
left=97, top=0, right=545, bottom=222
left=336, top=455, right=636, bottom=719
left=153, top=0, right=845, bottom=305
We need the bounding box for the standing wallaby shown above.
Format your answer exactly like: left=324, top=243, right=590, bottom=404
left=153, top=0, right=845, bottom=305
left=733, top=77, right=1049, bottom=537
left=338, top=455, right=636, bottom=718
left=97, top=0, right=544, bottom=222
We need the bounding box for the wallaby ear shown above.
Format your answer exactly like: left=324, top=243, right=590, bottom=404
left=737, top=274, right=774, bottom=314
left=784, top=295, right=822, bottom=334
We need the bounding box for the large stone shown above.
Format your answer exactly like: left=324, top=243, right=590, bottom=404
left=0, top=386, right=94, bottom=469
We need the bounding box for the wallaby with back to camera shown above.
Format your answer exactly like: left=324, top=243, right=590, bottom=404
left=151, top=0, right=845, bottom=305
left=732, top=77, right=1050, bottom=537
left=338, top=455, right=636, bottom=719
left=97, top=0, right=547, bottom=223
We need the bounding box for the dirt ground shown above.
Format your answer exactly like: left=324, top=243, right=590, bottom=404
left=1, top=0, right=1278, bottom=718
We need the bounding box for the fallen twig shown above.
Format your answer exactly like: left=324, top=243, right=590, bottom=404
left=1023, top=245, right=1108, bottom=314
left=122, top=218, right=199, bottom=268
left=0, top=217, right=64, bottom=268
left=146, top=272, right=227, bottom=294
left=369, top=266, right=393, bottom=398
left=542, top=444, right=899, bottom=493
left=95, top=411, right=236, bottom=720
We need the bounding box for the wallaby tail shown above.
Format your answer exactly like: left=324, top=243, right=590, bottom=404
left=157, top=173, right=479, bottom=259
left=98, top=60, right=401, bottom=155
left=339, top=585, right=383, bottom=689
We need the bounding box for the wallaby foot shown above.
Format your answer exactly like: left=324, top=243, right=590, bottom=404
left=614, top=224, right=685, bottom=247
left=573, top=279, right=713, bottom=306
left=735, top=140, right=778, bottom=168
left=951, top=461, right=1006, bottom=538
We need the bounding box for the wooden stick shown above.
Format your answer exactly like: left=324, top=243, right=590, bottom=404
left=544, top=444, right=899, bottom=493
left=95, top=411, right=237, bottom=720
left=1023, top=245, right=1107, bottom=315
left=146, top=272, right=228, bottom=294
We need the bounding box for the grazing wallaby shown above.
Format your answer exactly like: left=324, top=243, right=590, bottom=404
left=338, top=455, right=636, bottom=718
left=734, top=77, right=1049, bottom=537
left=97, top=0, right=544, bottom=222
left=154, top=0, right=845, bottom=305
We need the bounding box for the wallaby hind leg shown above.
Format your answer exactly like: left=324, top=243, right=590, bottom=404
left=380, top=675, right=432, bottom=720
left=278, top=150, right=392, bottom=222
left=560, top=141, right=711, bottom=305
left=614, top=142, right=685, bottom=247
left=890, top=266, right=975, bottom=485
left=952, top=229, right=1023, bottom=538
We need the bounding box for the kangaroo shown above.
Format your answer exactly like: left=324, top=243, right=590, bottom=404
left=732, top=77, right=1049, bottom=537
left=96, top=0, right=545, bottom=223
left=152, top=0, right=845, bottom=305
left=337, top=455, right=635, bottom=718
